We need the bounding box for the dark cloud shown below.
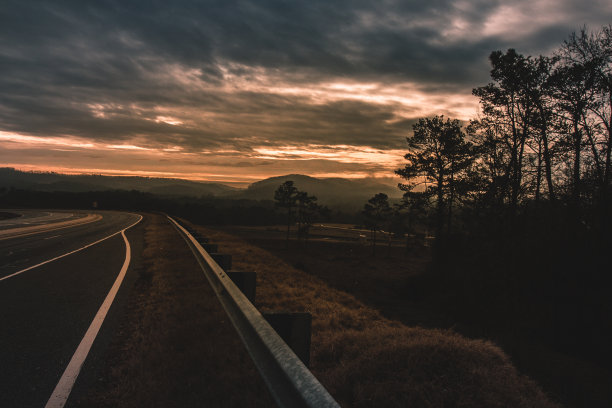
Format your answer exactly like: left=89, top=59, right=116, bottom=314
left=2, top=1, right=599, bottom=88
left=1, top=0, right=611, bottom=179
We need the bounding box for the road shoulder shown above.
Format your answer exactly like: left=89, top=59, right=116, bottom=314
left=69, top=213, right=273, bottom=407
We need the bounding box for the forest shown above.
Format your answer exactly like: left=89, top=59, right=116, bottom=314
left=390, top=26, right=611, bottom=240
left=386, top=26, right=612, bottom=396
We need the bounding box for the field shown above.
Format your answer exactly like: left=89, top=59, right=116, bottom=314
left=216, top=223, right=612, bottom=408
left=202, top=223, right=557, bottom=407
left=219, top=223, right=440, bottom=327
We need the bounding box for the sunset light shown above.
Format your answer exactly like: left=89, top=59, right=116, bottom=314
left=2, top=3, right=612, bottom=408
left=0, top=1, right=610, bottom=186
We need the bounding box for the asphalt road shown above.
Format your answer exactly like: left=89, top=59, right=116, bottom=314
left=0, top=210, right=143, bottom=408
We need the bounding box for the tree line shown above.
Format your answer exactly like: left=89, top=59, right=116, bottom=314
left=362, top=26, right=612, bottom=249
left=369, top=25, right=612, bottom=374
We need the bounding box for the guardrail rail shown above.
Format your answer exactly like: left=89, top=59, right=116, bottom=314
left=168, top=216, right=340, bottom=408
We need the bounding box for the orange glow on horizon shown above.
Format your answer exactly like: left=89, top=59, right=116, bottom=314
left=1, top=163, right=401, bottom=187
left=0, top=163, right=263, bottom=186
left=1, top=130, right=409, bottom=186
left=252, top=144, right=406, bottom=167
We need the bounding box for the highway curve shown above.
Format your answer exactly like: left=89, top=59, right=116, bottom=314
left=0, top=210, right=144, bottom=408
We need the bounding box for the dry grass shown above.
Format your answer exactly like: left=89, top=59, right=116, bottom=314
left=221, top=228, right=612, bottom=408
left=197, top=226, right=559, bottom=408
left=73, top=214, right=274, bottom=407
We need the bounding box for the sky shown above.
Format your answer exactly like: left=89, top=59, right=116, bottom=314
left=1, top=1, right=611, bottom=186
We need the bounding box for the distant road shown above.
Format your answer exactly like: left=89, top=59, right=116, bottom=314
left=0, top=211, right=101, bottom=242
left=0, top=210, right=142, bottom=408
left=0, top=210, right=79, bottom=226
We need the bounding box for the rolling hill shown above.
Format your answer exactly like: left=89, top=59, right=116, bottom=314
left=232, top=174, right=402, bottom=209
left=0, top=168, right=238, bottom=197
left=0, top=168, right=402, bottom=210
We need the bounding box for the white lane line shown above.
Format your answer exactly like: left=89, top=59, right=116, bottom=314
left=0, top=216, right=141, bottom=283
left=45, top=215, right=142, bottom=408
left=44, top=235, right=62, bottom=240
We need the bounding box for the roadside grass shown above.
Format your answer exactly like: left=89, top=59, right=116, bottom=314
left=230, top=230, right=612, bottom=408
left=72, top=214, right=274, bottom=407
left=196, top=225, right=558, bottom=407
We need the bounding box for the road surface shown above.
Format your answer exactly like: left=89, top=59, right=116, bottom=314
left=0, top=210, right=143, bottom=408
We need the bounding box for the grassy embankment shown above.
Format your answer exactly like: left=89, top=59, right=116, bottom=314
left=228, top=228, right=612, bottom=408
left=73, top=213, right=274, bottom=407
left=196, top=225, right=558, bottom=407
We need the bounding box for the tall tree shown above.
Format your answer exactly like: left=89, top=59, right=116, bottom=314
left=466, top=116, right=511, bottom=207
left=473, top=50, right=526, bottom=214
left=473, top=50, right=558, bottom=214
left=559, top=26, right=612, bottom=224
left=550, top=58, right=595, bottom=209
left=274, top=181, right=298, bottom=248
left=396, top=116, right=474, bottom=240
left=524, top=55, right=558, bottom=202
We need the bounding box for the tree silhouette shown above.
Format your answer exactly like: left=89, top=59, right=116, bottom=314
left=296, top=191, right=324, bottom=244
left=396, top=116, right=474, bottom=241
left=274, top=180, right=299, bottom=248
left=558, top=26, right=612, bottom=227
left=362, top=193, right=391, bottom=256
left=472, top=50, right=559, bottom=218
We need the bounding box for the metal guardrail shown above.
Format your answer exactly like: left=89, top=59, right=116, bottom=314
left=168, top=216, right=340, bottom=408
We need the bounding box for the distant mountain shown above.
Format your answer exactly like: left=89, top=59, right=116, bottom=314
left=232, top=174, right=402, bottom=210
left=0, top=168, right=402, bottom=210
left=0, top=168, right=238, bottom=197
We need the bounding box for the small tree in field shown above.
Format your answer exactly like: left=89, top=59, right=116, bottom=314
left=296, top=191, right=324, bottom=244
left=362, top=193, right=391, bottom=256
left=274, top=181, right=298, bottom=248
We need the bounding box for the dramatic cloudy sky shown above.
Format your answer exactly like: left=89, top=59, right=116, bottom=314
left=1, top=1, right=611, bottom=185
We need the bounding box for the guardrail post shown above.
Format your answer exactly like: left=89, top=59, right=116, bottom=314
left=211, top=253, right=232, bottom=270
left=192, top=232, right=209, bottom=243
left=227, top=271, right=256, bottom=303
left=263, top=312, right=312, bottom=367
